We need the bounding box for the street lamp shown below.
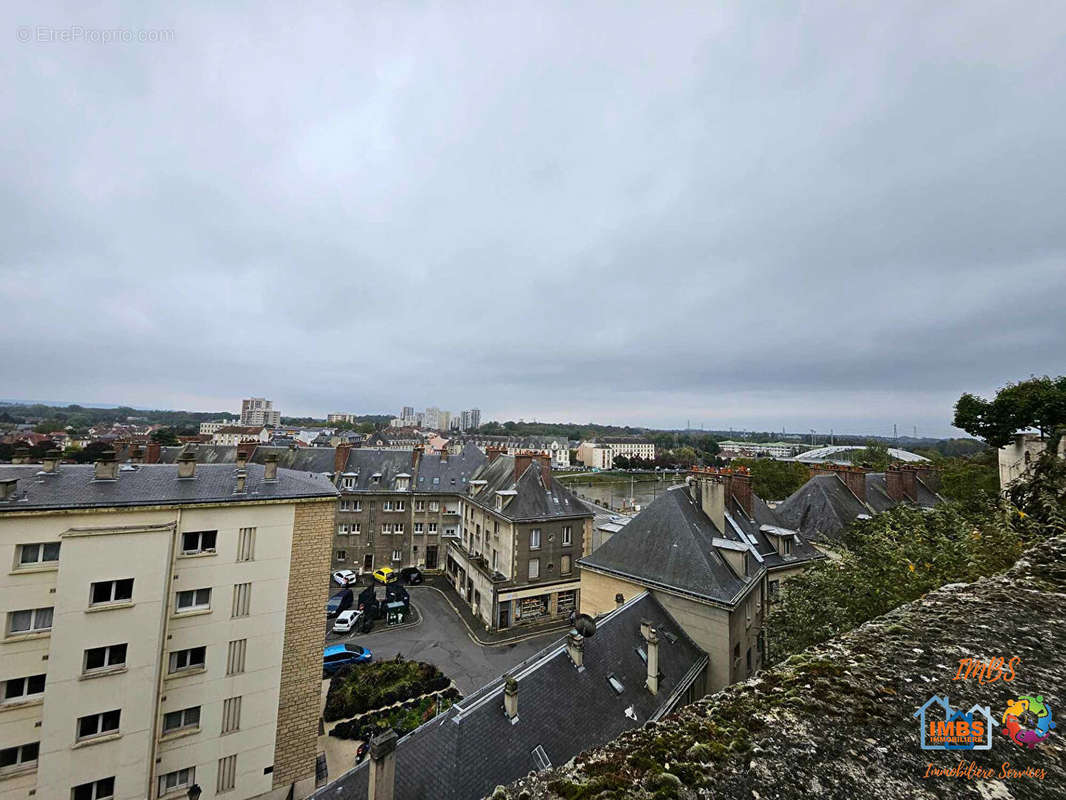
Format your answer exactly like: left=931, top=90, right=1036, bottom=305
left=187, top=785, right=202, bottom=800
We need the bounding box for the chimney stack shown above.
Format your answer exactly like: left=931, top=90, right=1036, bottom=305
left=898, top=465, right=918, bottom=502
left=129, top=446, right=144, bottom=465
left=42, top=449, right=60, bottom=474
left=645, top=627, right=660, bottom=696
left=503, top=675, right=518, bottom=721
left=12, top=447, right=30, bottom=465
left=334, top=443, right=353, bottom=476
left=728, top=470, right=754, bottom=517
left=539, top=457, right=552, bottom=487
left=615, top=592, right=625, bottom=608
left=94, top=450, right=118, bottom=481
left=486, top=445, right=504, bottom=464
left=912, top=463, right=941, bottom=493
left=146, top=441, right=161, bottom=464
left=264, top=452, right=279, bottom=481
left=235, top=446, right=250, bottom=470
left=439, top=447, right=448, bottom=462
left=567, top=630, right=585, bottom=671
left=696, top=475, right=726, bottom=532
left=177, top=451, right=197, bottom=479
left=640, top=618, right=652, bottom=641
left=234, top=469, right=247, bottom=493
left=514, top=452, right=534, bottom=482
left=412, top=445, right=423, bottom=473
left=367, top=729, right=398, bottom=800
left=841, top=467, right=867, bottom=503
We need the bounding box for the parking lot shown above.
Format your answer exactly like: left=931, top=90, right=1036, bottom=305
left=323, top=584, right=562, bottom=694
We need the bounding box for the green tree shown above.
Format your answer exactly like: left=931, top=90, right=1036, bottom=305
left=954, top=375, right=1066, bottom=448
left=730, top=458, right=810, bottom=500
left=150, top=428, right=180, bottom=446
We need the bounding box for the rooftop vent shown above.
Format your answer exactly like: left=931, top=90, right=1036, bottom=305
left=177, top=451, right=197, bottom=479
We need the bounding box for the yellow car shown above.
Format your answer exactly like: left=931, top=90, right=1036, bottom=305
left=372, top=567, right=398, bottom=584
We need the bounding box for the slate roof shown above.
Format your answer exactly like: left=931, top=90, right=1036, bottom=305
left=466, top=455, right=591, bottom=521
left=725, top=495, right=825, bottom=572
left=338, top=449, right=418, bottom=492
left=413, top=445, right=486, bottom=493
left=0, top=463, right=337, bottom=511
left=314, top=592, right=707, bottom=800
left=251, top=446, right=339, bottom=474
left=156, top=444, right=240, bottom=464
left=580, top=486, right=760, bottom=606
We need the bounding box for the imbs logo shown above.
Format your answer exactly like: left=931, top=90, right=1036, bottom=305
left=1001, top=695, right=1056, bottom=749
left=914, top=696, right=993, bottom=750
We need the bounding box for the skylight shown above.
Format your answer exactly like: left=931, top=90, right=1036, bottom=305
left=607, top=673, right=624, bottom=694
left=531, top=745, right=551, bottom=770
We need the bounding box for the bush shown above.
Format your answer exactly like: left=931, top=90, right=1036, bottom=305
left=330, top=688, right=462, bottom=740
left=324, top=658, right=450, bottom=722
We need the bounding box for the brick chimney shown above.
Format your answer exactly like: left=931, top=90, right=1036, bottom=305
left=367, top=729, right=398, bottom=800
left=177, top=451, right=197, bottom=480
left=911, top=464, right=941, bottom=493
left=841, top=467, right=867, bottom=503
left=42, top=449, right=60, bottom=474
left=128, top=446, right=143, bottom=465
left=645, top=627, right=660, bottom=696
left=487, top=445, right=505, bottom=463
left=439, top=447, right=449, bottom=462
left=264, top=452, right=279, bottom=482
left=503, top=675, right=518, bottom=721
left=566, top=630, right=585, bottom=671
left=145, top=441, right=161, bottom=464
left=539, top=457, right=552, bottom=487
left=514, top=452, right=534, bottom=482
left=11, top=447, right=30, bottom=465
left=334, top=443, right=352, bottom=475
left=729, top=471, right=754, bottom=517
left=696, top=474, right=726, bottom=532
left=898, top=465, right=918, bottom=502
left=885, top=465, right=905, bottom=501
left=94, top=450, right=118, bottom=481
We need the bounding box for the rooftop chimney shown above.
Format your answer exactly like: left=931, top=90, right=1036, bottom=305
left=696, top=475, right=726, bottom=532
left=487, top=446, right=504, bottom=464
left=503, top=675, right=518, bottom=722
left=264, top=452, right=279, bottom=481
left=645, top=627, right=660, bottom=696
left=235, top=446, right=250, bottom=470
left=12, top=447, right=30, bottom=465
left=728, top=471, right=754, bottom=517
left=615, top=593, right=625, bottom=608
left=145, top=441, right=161, bottom=464
left=177, top=451, right=197, bottom=479
left=539, top=458, right=552, bottom=487
left=841, top=467, right=868, bottom=503
left=439, top=447, right=449, bottom=462
left=898, top=465, right=918, bottom=502
left=234, top=469, right=247, bottom=493
left=912, top=463, right=941, bottom=493
left=566, top=630, right=585, bottom=671
left=367, top=729, right=398, bottom=800
left=885, top=465, right=914, bottom=502
left=514, top=452, right=535, bottom=482
left=412, top=445, right=423, bottom=473
left=334, top=443, right=353, bottom=476
left=42, top=449, right=60, bottom=474
left=0, top=478, right=18, bottom=501
left=129, top=446, right=144, bottom=465
left=94, top=450, right=118, bottom=481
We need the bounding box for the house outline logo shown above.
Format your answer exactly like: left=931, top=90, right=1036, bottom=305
left=914, top=695, right=994, bottom=750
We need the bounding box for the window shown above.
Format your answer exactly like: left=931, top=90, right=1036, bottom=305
left=77, top=709, right=121, bottom=741
left=16, top=541, right=60, bottom=567
left=352, top=523, right=361, bottom=534
left=336, top=549, right=347, bottom=561
left=528, top=558, right=540, bottom=580
left=494, top=521, right=499, bottom=536
left=428, top=523, right=437, bottom=534
left=395, top=501, right=406, bottom=512
left=162, top=706, right=200, bottom=735
left=341, top=476, right=355, bottom=489
left=85, top=644, right=127, bottom=673
left=428, top=501, right=439, bottom=512
left=337, top=523, right=350, bottom=536
left=232, top=583, right=252, bottom=618
left=561, top=554, right=572, bottom=575
left=392, top=550, right=401, bottom=561
left=176, top=588, right=211, bottom=613
left=606, top=673, right=624, bottom=694
left=415, top=501, right=425, bottom=511
left=395, top=522, right=404, bottom=534
left=353, top=500, right=362, bottom=511
left=158, top=767, right=194, bottom=797
left=340, top=499, right=353, bottom=511
left=221, top=696, right=242, bottom=734
left=226, top=639, right=247, bottom=675
left=529, top=529, right=541, bottom=550
left=90, top=579, right=134, bottom=606
left=783, top=537, right=792, bottom=555
left=2, top=674, right=45, bottom=703
left=491, top=549, right=498, bottom=570
left=414, top=523, right=423, bottom=534
left=7, top=607, right=53, bottom=635
left=381, top=523, right=390, bottom=534
left=217, top=755, right=237, bottom=793
left=382, top=500, right=392, bottom=511
left=168, top=646, right=205, bottom=674
left=746, top=647, right=753, bottom=672
left=181, top=530, right=217, bottom=555
left=562, top=526, right=572, bottom=546
left=237, top=527, right=256, bottom=561
left=72, top=777, right=116, bottom=800
left=0, top=742, right=38, bottom=773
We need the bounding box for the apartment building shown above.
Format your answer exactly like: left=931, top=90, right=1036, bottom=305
left=451, top=435, right=571, bottom=468
left=576, top=437, right=655, bottom=468
left=211, top=427, right=272, bottom=447
left=0, top=450, right=337, bottom=800
left=239, top=399, right=281, bottom=429
left=445, top=452, right=593, bottom=632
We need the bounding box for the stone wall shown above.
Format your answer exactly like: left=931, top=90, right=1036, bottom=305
left=501, top=534, right=1066, bottom=800
left=272, top=498, right=336, bottom=796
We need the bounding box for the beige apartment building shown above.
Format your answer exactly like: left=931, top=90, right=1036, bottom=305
left=576, top=437, right=655, bottom=469
left=0, top=451, right=336, bottom=800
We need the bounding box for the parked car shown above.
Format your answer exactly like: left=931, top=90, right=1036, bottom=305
left=372, top=566, right=398, bottom=584
left=399, top=566, right=424, bottom=585
left=355, top=742, right=369, bottom=763
left=326, top=589, right=354, bottom=619
left=386, top=584, right=410, bottom=607
left=332, top=609, right=364, bottom=634
left=323, top=643, right=372, bottom=676
left=332, top=569, right=359, bottom=586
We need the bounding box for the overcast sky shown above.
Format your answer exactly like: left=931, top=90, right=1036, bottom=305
left=3, top=2, right=1063, bottom=437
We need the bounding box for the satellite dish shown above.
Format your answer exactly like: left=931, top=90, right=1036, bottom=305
left=572, top=613, right=597, bottom=639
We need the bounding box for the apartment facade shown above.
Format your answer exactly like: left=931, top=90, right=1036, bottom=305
left=240, top=399, right=281, bottom=429
left=452, top=436, right=571, bottom=468
left=212, top=427, right=272, bottom=447
left=445, top=453, right=592, bottom=632
left=0, top=452, right=336, bottom=800
left=577, top=438, right=655, bottom=468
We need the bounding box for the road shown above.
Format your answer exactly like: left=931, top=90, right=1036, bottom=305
left=326, top=586, right=561, bottom=695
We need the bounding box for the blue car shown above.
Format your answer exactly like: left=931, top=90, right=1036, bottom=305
left=323, top=643, right=372, bottom=676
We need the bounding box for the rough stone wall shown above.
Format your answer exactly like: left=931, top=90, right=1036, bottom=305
left=500, top=534, right=1066, bottom=800
left=273, top=498, right=335, bottom=792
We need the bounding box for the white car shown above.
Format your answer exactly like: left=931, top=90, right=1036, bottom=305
left=332, top=609, right=363, bottom=634
left=332, top=569, right=359, bottom=587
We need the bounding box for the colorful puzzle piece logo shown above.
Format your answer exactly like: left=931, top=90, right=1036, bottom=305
left=1000, top=694, right=1055, bottom=749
